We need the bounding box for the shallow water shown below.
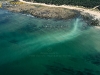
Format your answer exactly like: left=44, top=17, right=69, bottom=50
left=0, top=9, right=100, bottom=75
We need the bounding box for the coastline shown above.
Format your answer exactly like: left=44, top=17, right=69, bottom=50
left=1, top=0, right=100, bottom=27
left=19, top=0, right=100, bottom=27
left=2, top=1, right=77, bottom=20
left=19, top=0, right=100, bottom=19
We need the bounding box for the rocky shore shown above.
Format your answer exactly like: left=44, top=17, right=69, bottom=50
left=81, top=12, right=100, bottom=26
left=3, top=3, right=77, bottom=20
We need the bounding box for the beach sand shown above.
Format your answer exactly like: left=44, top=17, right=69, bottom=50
left=19, top=0, right=100, bottom=27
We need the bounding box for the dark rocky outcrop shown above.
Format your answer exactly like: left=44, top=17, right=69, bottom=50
left=80, top=13, right=100, bottom=26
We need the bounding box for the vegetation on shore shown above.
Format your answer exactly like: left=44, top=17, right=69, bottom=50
left=1, top=0, right=100, bottom=26
left=24, top=0, right=100, bottom=8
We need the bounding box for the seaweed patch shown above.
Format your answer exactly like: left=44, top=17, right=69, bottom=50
left=44, top=62, right=95, bottom=75
left=85, top=53, right=100, bottom=65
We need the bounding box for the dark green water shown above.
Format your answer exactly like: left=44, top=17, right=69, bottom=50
left=0, top=9, right=100, bottom=75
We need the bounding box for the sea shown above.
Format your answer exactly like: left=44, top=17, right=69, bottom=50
left=0, top=9, right=100, bottom=75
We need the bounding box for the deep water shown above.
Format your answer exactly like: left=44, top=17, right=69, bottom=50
left=0, top=9, right=100, bottom=75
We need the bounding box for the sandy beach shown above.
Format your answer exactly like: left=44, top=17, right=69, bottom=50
left=2, top=0, right=100, bottom=27
left=19, top=0, right=100, bottom=28
left=20, top=0, right=100, bottom=19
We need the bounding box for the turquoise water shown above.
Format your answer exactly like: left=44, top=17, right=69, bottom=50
left=0, top=9, right=100, bottom=75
